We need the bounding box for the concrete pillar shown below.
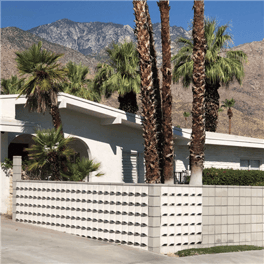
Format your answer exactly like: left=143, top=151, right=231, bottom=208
left=12, top=156, right=22, bottom=221
left=13, top=156, right=22, bottom=181
left=148, top=186, right=161, bottom=253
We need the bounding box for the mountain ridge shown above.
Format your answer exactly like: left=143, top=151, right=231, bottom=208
left=1, top=22, right=263, bottom=139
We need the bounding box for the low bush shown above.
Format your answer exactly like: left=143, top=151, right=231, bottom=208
left=176, top=245, right=263, bottom=257
left=202, top=168, right=264, bottom=186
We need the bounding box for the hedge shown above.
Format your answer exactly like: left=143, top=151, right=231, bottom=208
left=202, top=168, right=264, bottom=186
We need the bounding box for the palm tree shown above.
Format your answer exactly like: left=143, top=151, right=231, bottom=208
left=157, top=0, right=174, bottom=182
left=63, top=61, right=100, bottom=102
left=183, top=111, right=191, bottom=128
left=15, top=41, right=68, bottom=133
left=133, top=0, right=161, bottom=183
left=145, top=2, right=164, bottom=182
left=189, top=0, right=206, bottom=186
left=26, top=126, right=75, bottom=181
left=222, top=98, right=235, bottom=134
left=172, top=18, right=247, bottom=132
left=94, top=41, right=140, bottom=114
left=1, top=75, right=25, bottom=94
left=62, top=157, right=103, bottom=182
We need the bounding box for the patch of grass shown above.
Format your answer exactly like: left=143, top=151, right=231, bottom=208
left=176, top=245, right=263, bottom=257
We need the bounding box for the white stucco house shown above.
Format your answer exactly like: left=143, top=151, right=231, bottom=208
left=1, top=93, right=264, bottom=213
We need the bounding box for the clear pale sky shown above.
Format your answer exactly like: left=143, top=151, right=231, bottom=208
left=1, top=1, right=263, bottom=47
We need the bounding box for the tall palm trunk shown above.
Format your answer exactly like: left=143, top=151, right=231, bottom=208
left=49, top=104, right=64, bottom=134
left=205, top=81, right=220, bottom=132
left=189, top=0, right=206, bottom=186
left=145, top=2, right=164, bottom=182
left=133, top=0, right=161, bottom=183
left=48, top=151, right=61, bottom=181
left=118, top=91, right=138, bottom=114
left=228, top=108, right=233, bottom=134
left=158, top=0, right=174, bottom=182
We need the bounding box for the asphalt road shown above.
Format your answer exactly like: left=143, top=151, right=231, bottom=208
left=1, top=216, right=264, bottom=264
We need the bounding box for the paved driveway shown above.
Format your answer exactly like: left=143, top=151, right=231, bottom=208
left=1, top=216, right=263, bottom=264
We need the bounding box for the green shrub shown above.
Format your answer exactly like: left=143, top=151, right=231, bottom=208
left=202, top=168, right=264, bottom=186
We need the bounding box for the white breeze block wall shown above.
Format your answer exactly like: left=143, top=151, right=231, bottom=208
left=204, top=145, right=264, bottom=170
left=160, top=186, right=203, bottom=254
left=13, top=181, right=204, bottom=254
left=14, top=182, right=149, bottom=249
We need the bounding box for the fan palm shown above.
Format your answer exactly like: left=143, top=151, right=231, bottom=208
left=26, top=126, right=75, bottom=181
left=145, top=2, right=164, bottom=182
left=189, top=0, right=206, bottom=186
left=172, top=18, right=247, bottom=132
left=133, top=0, right=161, bottom=183
left=63, top=61, right=100, bottom=102
left=62, top=157, right=103, bottom=182
left=222, top=98, right=236, bottom=134
left=15, top=41, right=69, bottom=133
left=1, top=75, right=25, bottom=94
left=94, top=41, right=140, bottom=114
left=158, top=0, right=174, bottom=182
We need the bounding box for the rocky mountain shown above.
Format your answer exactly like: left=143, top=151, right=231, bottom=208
left=27, top=18, right=191, bottom=64
left=1, top=27, right=100, bottom=79
left=1, top=24, right=263, bottom=139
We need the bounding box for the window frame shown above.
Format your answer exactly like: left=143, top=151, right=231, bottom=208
left=240, top=158, right=261, bottom=170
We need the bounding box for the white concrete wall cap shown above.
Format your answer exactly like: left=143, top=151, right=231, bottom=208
left=1, top=94, right=264, bottom=148
left=173, top=127, right=264, bottom=149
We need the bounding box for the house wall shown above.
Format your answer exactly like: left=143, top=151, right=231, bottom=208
left=15, top=105, right=145, bottom=183
left=174, top=144, right=264, bottom=172
left=204, top=145, right=264, bottom=170
left=1, top=132, right=10, bottom=214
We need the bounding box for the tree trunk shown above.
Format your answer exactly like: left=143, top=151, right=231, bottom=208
left=205, top=81, right=220, bottom=132
left=49, top=101, right=68, bottom=177
left=48, top=151, right=61, bottom=181
left=145, top=2, right=164, bottom=183
left=189, top=0, right=206, bottom=186
left=118, top=91, right=138, bottom=114
left=228, top=108, right=233, bottom=134
left=133, top=0, right=161, bottom=183
left=49, top=104, right=64, bottom=135
left=158, top=0, right=174, bottom=182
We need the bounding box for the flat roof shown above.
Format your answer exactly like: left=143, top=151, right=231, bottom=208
left=1, top=93, right=264, bottom=149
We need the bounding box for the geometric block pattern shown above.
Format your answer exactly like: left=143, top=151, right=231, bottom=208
left=160, top=186, right=203, bottom=254
left=202, top=185, right=264, bottom=248
left=14, top=182, right=149, bottom=249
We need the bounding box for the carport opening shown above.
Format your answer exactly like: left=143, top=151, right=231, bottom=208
left=8, top=134, right=34, bottom=162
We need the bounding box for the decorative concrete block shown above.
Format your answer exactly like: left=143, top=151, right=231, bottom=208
left=234, top=224, right=239, bottom=234
left=227, top=188, right=234, bottom=197
left=228, top=225, right=234, bottom=233
left=221, top=234, right=228, bottom=243
left=234, top=234, right=240, bottom=243
left=228, top=206, right=234, bottom=215
left=227, top=215, right=234, bottom=224
left=233, top=215, right=240, bottom=224
left=221, top=225, right=227, bottom=234
left=228, top=197, right=234, bottom=206
left=208, top=187, right=215, bottom=197
left=221, top=206, right=227, bottom=215
left=221, top=197, right=227, bottom=206
left=215, top=197, right=222, bottom=206
left=227, top=233, right=234, bottom=243
left=233, top=188, right=240, bottom=197
left=239, top=188, right=246, bottom=197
